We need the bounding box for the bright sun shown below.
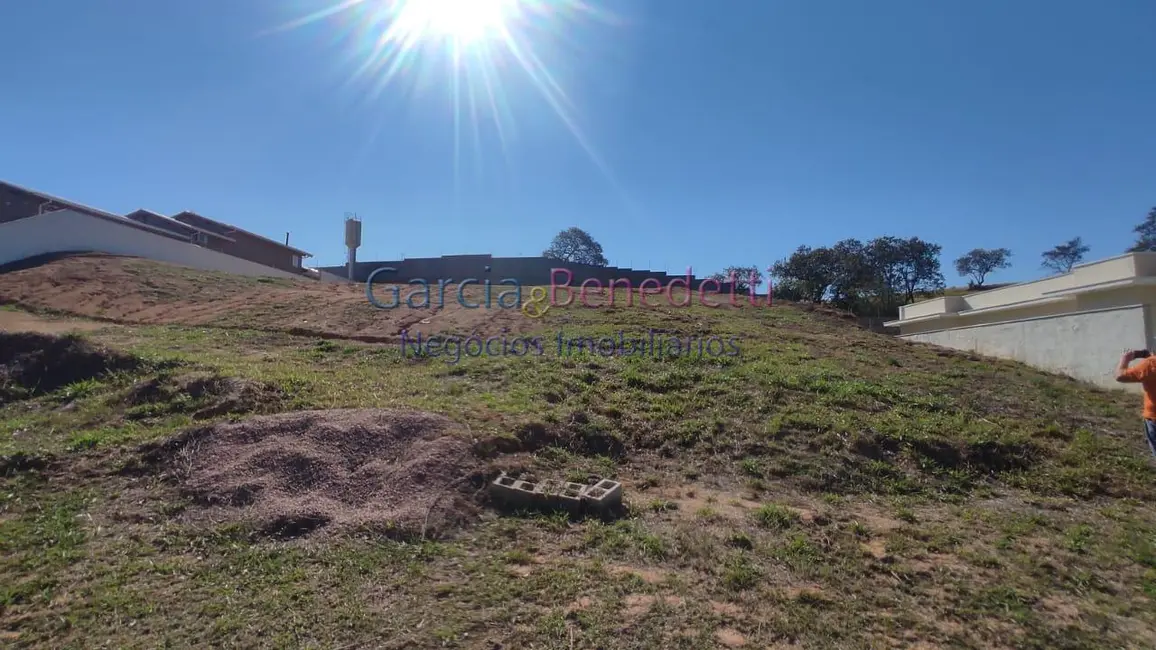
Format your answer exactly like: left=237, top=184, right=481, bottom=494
left=263, top=0, right=624, bottom=196
left=395, top=0, right=517, bottom=45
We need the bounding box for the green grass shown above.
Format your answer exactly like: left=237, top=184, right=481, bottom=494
left=1, top=290, right=1155, bottom=648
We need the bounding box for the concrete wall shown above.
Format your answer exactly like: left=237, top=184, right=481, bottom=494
left=316, top=254, right=743, bottom=293
left=0, top=209, right=302, bottom=280
left=1073, top=285, right=1156, bottom=312
left=899, top=298, right=1079, bottom=336
left=899, top=253, right=1156, bottom=323
left=902, top=296, right=966, bottom=320
left=902, top=304, right=1149, bottom=390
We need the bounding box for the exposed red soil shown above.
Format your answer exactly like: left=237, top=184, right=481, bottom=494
left=0, top=310, right=107, bottom=335
left=0, top=254, right=538, bottom=341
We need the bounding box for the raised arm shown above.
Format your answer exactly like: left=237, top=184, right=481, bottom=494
left=1117, top=350, right=1143, bottom=383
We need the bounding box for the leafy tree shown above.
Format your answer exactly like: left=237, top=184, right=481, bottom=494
left=1041, top=237, right=1089, bottom=274
left=771, top=279, right=805, bottom=302
left=954, top=248, right=1012, bottom=289
left=769, top=236, right=944, bottom=314
left=770, top=246, right=836, bottom=302
left=828, top=238, right=873, bottom=310
left=1127, top=207, right=1156, bottom=252
left=866, top=236, right=907, bottom=312
left=542, top=227, right=608, bottom=266
left=710, top=266, right=764, bottom=293
left=893, top=237, right=945, bottom=303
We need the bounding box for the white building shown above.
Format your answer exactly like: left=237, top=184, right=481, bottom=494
left=0, top=180, right=304, bottom=280
left=886, top=252, right=1156, bottom=390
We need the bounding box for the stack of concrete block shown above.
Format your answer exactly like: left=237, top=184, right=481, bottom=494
left=490, top=473, right=623, bottom=515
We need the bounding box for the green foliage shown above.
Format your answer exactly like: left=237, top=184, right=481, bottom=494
left=542, top=227, right=608, bottom=266
left=709, top=266, right=764, bottom=293
left=752, top=504, right=800, bottom=529
left=954, top=247, right=1012, bottom=288
left=1127, top=206, right=1156, bottom=253
left=1041, top=237, right=1090, bottom=274
left=770, top=236, right=944, bottom=315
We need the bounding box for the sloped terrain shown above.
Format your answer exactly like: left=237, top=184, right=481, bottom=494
left=134, top=408, right=481, bottom=541
left=1, top=257, right=1154, bottom=649
left=0, top=331, right=140, bottom=402
left=0, top=254, right=537, bottom=341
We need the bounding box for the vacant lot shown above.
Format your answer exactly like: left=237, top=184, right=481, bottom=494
left=1, top=258, right=1154, bottom=649
left=0, top=254, right=538, bottom=341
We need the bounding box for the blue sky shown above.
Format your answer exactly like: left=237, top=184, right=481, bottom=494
left=2, top=0, right=1154, bottom=285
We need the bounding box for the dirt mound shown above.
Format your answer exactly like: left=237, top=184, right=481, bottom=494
left=0, top=332, right=140, bottom=402
left=124, top=371, right=287, bottom=420
left=138, top=409, right=482, bottom=540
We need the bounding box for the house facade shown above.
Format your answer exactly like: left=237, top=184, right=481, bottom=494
left=886, top=252, right=1156, bottom=390
left=170, top=211, right=310, bottom=274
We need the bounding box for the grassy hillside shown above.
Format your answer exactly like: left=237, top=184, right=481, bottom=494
left=1, top=258, right=1154, bottom=649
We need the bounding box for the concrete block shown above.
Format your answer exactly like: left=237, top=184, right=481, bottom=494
left=555, top=486, right=584, bottom=514
left=581, top=478, right=623, bottom=513
left=529, top=479, right=558, bottom=508
left=490, top=473, right=538, bottom=509
left=491, top=473, right=623, bottom=516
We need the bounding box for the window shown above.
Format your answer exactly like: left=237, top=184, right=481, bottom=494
left=292, top=255, right=302, bottom=268
left=191, top=232, right=209, bottom=245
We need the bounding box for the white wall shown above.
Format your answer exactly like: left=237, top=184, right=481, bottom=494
left=0, top=210, right=301, bottom=280
left=902, top=304, right=1148, bottom=391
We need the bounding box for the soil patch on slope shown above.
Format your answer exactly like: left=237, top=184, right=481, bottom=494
left=135, top=409, right=483, bottom=540
left=123, top=371, right=288, bottom=421
left=0, top=331, right=140, bottom=403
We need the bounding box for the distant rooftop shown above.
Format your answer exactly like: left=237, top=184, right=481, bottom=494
left=2, top=180, right=190, bottom=243
left=124, top=209, right=234, bottom=242
left=172, top=211, right=311, bottom=257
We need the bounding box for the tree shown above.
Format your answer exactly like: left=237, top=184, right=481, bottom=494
left=828, top=238, right=873, bottom=310
left=954, top=248, right=1012, bottom=288
left=771, top=279, right=805, bottom=302
left=1127, top=207, right=1156, bottom=252
left=710, top=266, right=764, bottom=293
left=850, top=236, right=945, bottom=311
left=542, top=227, right=608, bottom=266
left=894, top=237, right=945, bottom=303
left=1041, top=237, right=1089, bottom=274
left=866, top=236, right=906, bottom=312
left=770, top=246, right=836, bottom=302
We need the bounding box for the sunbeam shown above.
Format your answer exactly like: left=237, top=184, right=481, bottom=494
left=264, top=0, right=633, bottom=206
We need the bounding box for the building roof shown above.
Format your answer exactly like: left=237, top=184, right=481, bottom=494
left=124, top=209, right=235, bottom=242
left=0, top=180, right=191, bottom=243
left=171, top=211, right=312, bottom=257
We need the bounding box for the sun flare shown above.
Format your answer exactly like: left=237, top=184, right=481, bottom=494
left=264, top=0, right=628, bottom=201
left=399, top=0, right=517, bottom=45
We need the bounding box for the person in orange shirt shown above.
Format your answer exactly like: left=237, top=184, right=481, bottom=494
left=1115, top=349, right=1156, bottom=457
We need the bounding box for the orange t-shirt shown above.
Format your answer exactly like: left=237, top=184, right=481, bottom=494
left=1121, top=356, right=1156, bottom=420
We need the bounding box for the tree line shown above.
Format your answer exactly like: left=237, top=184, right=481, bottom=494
left=542, top=206, right=1156, bottom=317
